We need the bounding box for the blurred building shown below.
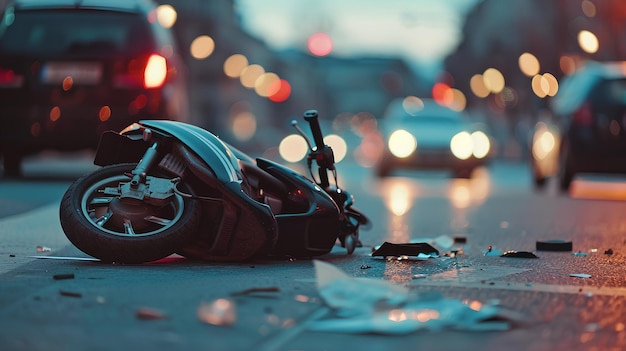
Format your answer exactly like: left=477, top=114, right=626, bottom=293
left=443, top=0, right=626, bottom=159
left=157, top=0, right=426, bottom=150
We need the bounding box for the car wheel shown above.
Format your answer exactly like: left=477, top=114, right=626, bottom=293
left=534, top=175, right=547, bottom=189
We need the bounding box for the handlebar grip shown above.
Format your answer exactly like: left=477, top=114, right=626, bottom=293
left=303, top=110, right=325, bottom=150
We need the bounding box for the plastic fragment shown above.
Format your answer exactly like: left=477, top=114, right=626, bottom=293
left=371, top=242, right=439, bottom=258
left=500, top=250, right=538, bottom=258
left=484, top=245, right=503, bottom=256
left=569, top=273, right=591, bottom=279
left=53, top=273, right=75, bottom=280
left=536, top=239, right=573, bottom=252
left=198, top=299, right=237, bottom=326
left=309, top=260, right=518, bottom=334
left=36, top=246, right=52, bottom=253
left=60, top=290, right=82, bottom=298
left=360, top=265, right=371, bottom=270
left=136, top=307, right=167, bottom=320
left=230, top=287, right=279, bottom=296
left=605, top=249, right=614, bottom=255
left=30, top=255, right=100, bottom=261
left=572, top=251, right=587, bottom=257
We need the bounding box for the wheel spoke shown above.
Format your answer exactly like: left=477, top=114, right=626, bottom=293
left=95, top=210, right=113, bottom=227
left=144, top=215, right=171, bottom=226
left=123, top=220, right=136, bottom=235
left=90, top=196, right=114, bottom=206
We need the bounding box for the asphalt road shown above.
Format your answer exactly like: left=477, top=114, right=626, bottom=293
left=1, top=154, right=626, bottom=350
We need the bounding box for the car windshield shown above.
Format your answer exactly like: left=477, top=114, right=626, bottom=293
left=0, top=10, right=154, bottom=58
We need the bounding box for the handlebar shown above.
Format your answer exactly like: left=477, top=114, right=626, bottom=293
left=300, top=110, right=335, bottom=188
left=303, top=110, right=325, bottom=152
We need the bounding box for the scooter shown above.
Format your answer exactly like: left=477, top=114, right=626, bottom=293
left=59, top=110, right=369, bottom=263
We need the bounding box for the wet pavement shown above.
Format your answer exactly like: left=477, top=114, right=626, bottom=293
left=1, top=202, right=626, bottom=351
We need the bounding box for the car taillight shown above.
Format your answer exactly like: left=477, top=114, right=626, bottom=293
left=0, top=67, right=24, bottom=88
left=144, top=54, right=167, bottom=89
left=113, top=54, right=167, bottom=89
left=573, top=102, right=592, bottom=126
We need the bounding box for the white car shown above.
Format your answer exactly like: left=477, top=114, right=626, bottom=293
left=376, top=98, right=491, bottom=178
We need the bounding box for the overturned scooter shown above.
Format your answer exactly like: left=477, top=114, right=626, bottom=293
left=59, top=110, right=369, bottom=263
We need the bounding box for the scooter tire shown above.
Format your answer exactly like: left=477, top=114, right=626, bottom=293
left=59, top=163, right=203, bottom=263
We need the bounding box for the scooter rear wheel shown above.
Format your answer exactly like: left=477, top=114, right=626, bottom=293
left=60, top=163, right=202, bottom=263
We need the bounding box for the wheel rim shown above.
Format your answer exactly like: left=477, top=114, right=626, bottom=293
left=80, top=174, right=186, bottom=237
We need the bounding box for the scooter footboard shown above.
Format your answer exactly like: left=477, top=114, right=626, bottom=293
left=256, top=158, right=341, bottom=257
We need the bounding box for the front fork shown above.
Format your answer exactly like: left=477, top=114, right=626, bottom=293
left=129, top=142, right=159, bottom=188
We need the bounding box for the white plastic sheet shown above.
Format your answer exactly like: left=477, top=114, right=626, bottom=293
left=309, top=260, right=515, bottom=334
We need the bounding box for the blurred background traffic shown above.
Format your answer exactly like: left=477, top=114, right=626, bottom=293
left=1, top=0, right=625, bottom=184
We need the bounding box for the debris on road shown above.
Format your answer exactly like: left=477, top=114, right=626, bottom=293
left=136, top=307, right=168, bottom=320
left=569, top=273, right=591, bottom=279
left=230, top=287, right=280, bottom=297
left=53, top=273, right=75, bottom=280
left=198, top=299, right=237, bottom=326
left=371, top=242, right=439, bottom=259
left=536, top=239, right=573, bottom=252
left=605, top=248, right=614, bottom=255
left=30, top=255, right=100, bottom=261
left=36, top=245, right=52, bottom=253
left=309, top=260, right=518, bottom=334
left=484, top=245, right=504, bottom=256
left=60, top=290, right=82, bottom=298
left=500, top=250, right=539, bottom=258
left=572, top=251, right=588, bottom=257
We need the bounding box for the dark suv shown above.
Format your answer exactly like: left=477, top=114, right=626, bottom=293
left=0, top=0, right=189, bottom=176
left=530, top=61, right=626, bottom=191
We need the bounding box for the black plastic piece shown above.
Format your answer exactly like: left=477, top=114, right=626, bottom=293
left=536, top=239, right=573, bottom=252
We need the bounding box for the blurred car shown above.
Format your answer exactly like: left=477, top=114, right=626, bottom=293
left=376, top=98, right=492, bottom=178
left=530, top=61, right=626, bottom=191
left=0, top=0, right=189, bottom=176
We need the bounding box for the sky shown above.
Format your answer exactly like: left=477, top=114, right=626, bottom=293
left=234, top=0, right=480, bottom=75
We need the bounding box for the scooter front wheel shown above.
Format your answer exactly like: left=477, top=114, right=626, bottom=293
left=59, top=163, right=202, bottom=263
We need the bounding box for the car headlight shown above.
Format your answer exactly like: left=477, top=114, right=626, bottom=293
left=388, top=129, right=417, bottom=158
left=450, top=131, right=473, bottom=160
left=532, top=127, right=556, bottom=160
left=450, top=131, right=491, bottom=160
left=471, top=131, right=490, bottom=159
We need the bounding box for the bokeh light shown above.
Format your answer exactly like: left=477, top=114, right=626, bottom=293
left=307, top=32, right=333, bottom=57
left=581, top=0, right=596, bottom=17
left=156, top=4, right=177, bottom=28
left=482, top=68, right=505, bottom=94
left=388, top=130, right=417, bottom=158
left=190, top=35, right=215, bottom=60
left=448, top=89, right=467, bottom=111
left=402, top=96, right=424, bottom=115
left=519, top=52, right=540, bottom=77
left=531, top=73, right=559, bottom=98
left=470, top=74, right=489, bottom=98
left=223, top=54, right=248, bottom=78
left=578, top=30, right=599, bottom=54
left=450, top=131, right=473, bottom=160
left=268, top=79, right=291, bottom=102
left=231, top=111, right=257, bottom=142
left=279, top=134, right=309, bottom=163
left=254, top=72, right=280, bottom=97
left=432, top=82, right=453, bottom=105
left=240, top=64, right=265, bottom=89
